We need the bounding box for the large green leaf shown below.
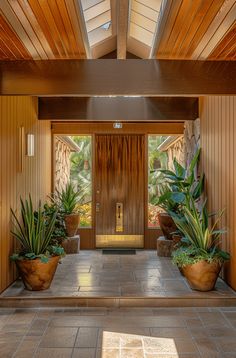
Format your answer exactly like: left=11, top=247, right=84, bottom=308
left=173, top=158, right=186, bottom=179
left=189, top=148, right=201, bottom=173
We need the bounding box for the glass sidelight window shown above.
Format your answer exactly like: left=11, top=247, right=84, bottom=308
left=54, top=135, right=92, bottom=228
left=148, top=135, right=168, bottom=228
left=70, top=136, right=92, bottom=228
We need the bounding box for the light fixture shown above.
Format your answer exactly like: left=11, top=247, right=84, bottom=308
left=27, top=134, right=35, bottom=156
left=113, top=122, right=122, bottom=129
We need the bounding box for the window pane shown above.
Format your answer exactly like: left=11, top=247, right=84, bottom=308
left=148, top=135, right=168, bottom=228
left=70, top=136, right=92, bottom=228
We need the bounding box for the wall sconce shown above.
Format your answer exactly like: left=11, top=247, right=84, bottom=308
left=27, top=134, right=35, bottom=157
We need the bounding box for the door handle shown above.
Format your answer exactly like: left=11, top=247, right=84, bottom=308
left=116, top=203, right=123, bottom=232
left=96, top=203, right=100, bottom=212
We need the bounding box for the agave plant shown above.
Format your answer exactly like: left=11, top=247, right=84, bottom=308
left=11, top=196, right=64, bottom=262
left=56, top=182, right=80, bottom=214
left=171, top=200, right=230, bottom=266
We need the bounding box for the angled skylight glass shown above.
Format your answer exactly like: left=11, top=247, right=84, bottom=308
left=129, top=0, right=162, bottom=47
left=81, top=0, right=112, bottom=47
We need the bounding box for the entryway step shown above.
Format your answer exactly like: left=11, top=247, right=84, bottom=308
left=1, top=296, right=236, bottom=308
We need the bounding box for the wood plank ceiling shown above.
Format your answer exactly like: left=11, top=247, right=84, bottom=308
left=0, top=0, right=235, bottom=60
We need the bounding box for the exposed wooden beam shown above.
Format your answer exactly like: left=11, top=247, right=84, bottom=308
left=117, top=0, right=130, bottom=59
left=52, top=122, right=185, bottom=135
left=38, top=97, right=199, bottom=121
left=0, top=59, right=236, bottom=96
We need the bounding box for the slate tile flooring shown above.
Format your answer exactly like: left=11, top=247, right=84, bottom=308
left=1, top=307, right=236, bottom=357
left=2, top=250, right=235, bottom=299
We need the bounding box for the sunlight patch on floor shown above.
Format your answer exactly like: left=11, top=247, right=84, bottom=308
left=101, top=330, right=179, bottom=357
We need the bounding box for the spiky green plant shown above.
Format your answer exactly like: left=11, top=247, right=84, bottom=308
left=171, top=200, right=230, bottom=267
left=57, top=182, right=80, bottom=215
left=10, top=196, right=64, bottom=262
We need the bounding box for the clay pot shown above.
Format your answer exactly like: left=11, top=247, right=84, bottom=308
left=64, top=214, right=80, bottom=237
left=16, top=256, right=60, bottom=291
left=158, top=212, right=177, bottom=240
left=182, top=260, right=222, bottom=291
left=61, top=235, right=80, bottom=254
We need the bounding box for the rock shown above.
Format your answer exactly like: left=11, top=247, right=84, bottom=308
left=157, top=236, right=174, bottom=257
left=61, top=235, right=80, bottom=254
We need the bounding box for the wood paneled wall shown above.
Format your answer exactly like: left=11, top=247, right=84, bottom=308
left=200, top=96, right=236, bottom=290
left=0, top=96, right=51, bottom=293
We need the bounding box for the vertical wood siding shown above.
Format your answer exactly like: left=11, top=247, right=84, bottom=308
left=0, top=96, right=51, bottom=293
left=200, top=96, right=236, bottom=290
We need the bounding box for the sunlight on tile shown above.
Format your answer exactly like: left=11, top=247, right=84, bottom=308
left=101, top=331, right=179, bottom=357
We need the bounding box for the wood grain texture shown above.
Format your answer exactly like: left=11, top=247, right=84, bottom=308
left=1, top=60, right=236, bottom=96
left=155, top=0, right=236, bottom=60
left=39, top=97, right=199, bottom=122
left=0, top=96, right=51, bottom=293
left=95, top=135, right=144, bottom=243
left=51, top=122, right=184, bottom=135
left=209, top=21, right=236, bottom=60
left=0, top=0, right=87, bottom=60
left=200, top=96, right=236, bottom=290
left=117, top=0, right=129, bottom=59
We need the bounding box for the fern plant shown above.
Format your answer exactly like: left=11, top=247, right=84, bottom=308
left=11, top=196, right=64, bottom=262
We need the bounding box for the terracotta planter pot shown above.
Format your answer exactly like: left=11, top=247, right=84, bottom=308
left=158, top=212, right=177, bottom=240
left=182, top=260, right=222, bottom=291
left=61, top=235, right=80, bottom=254
left=16, top=256, right=60, bottom=291
left=64, top=214, right=80, bottom=237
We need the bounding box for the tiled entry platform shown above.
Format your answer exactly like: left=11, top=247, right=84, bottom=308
left=1, top=307, right=236, bottom=357
left=1, top=251, right=236, bottom=308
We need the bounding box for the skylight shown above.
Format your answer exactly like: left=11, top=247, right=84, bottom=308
left=81, top=0, right=112, bottom=47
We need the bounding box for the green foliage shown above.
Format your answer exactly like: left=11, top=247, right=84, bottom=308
left=156, top=148, right=204, bottom=214
left=171, top=200, right=230, bottom=267
left=172, top=245, right=230, bottom=268
left=44, top=201, right=66, bottom=241
left=69, top=136, right=92, bottom=227
left=172, top=200, right=225, bottom=251
left=148, top=136, right=168, bottom=206
left=56, top=182, right=80, bottom=215
left=10, top=196, right=64, bottom=262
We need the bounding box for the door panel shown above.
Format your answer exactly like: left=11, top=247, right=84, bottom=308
left=95, top=134, right=145, bottom=248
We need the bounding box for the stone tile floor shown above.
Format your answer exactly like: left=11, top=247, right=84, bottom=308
left=1, top=306, right=236, bottom=357
left=2, top=250, right=235, bottom=298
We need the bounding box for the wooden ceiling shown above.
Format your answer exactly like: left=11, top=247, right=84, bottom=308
left=0, top=0, right=87, bottom=59
left=153, top=0, right=236, bottom=60
left=0, top=0, right=235, bottom=60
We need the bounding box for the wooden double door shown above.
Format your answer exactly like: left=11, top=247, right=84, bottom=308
left=95, top=134, right=145, bottom=248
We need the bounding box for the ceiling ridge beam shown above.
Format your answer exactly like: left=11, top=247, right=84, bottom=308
left=117, top=0, right=130, bottom=59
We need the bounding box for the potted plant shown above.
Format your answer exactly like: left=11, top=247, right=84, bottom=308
left=10, top=196, right=64, bottom=291
left=172, top=201, right=230, bottom=291
left=155, top=183, right=180, bottom=240
left=156, top=148, right=204, bottom=239
left=57, top=182, right=80, bottom=237
left=44, top=201, right=67, bottom=245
